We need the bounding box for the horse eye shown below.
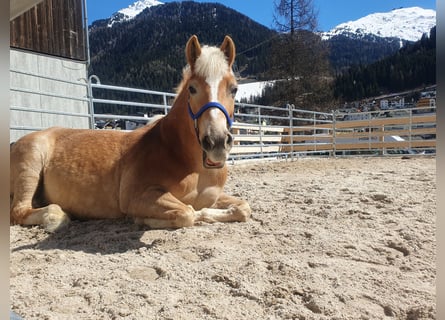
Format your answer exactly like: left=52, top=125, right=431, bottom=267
left=230, top=86, right=238, bottom=97
left=188, top=86, right=197, bottom=95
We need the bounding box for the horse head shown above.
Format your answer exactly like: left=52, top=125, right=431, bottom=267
left=185, top=35, right=237, bottom=169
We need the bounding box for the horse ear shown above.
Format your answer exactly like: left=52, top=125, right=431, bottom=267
left=186, top=35, right=202, bottom=69
left=220, top=35, right=236, bottom=68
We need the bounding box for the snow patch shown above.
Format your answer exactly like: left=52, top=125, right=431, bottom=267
left=108, top=0, right=164, bottom=27
left=321, top=7, right=436, bottom=42
left=236, top=81, right=275, bottom=102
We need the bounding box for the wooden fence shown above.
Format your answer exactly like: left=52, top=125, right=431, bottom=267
left=230, top=107, right=436, bottom=158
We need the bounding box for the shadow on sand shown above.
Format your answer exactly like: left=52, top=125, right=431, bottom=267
left=11, top=219, right=160, bottom=255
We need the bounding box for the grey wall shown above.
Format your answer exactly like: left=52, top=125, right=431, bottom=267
left=10, top=49, right=90, bottom=142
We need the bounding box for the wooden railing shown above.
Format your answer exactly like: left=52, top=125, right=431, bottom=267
left=230, top=107, right=436, bottom=159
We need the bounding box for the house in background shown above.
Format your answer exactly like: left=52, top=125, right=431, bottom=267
left=10, top=0, right=90, bottom=142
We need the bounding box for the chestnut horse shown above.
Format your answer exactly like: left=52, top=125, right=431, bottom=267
left=10, top=35, right=251, bottom=232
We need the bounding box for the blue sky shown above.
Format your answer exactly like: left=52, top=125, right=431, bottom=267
left=87, top=0, right=436, bottom=31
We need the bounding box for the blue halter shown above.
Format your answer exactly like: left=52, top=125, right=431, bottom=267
left=188, top=102, right=234, bottom=129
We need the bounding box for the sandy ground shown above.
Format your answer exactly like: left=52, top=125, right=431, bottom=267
left=10, top=156, right=436, bottom=320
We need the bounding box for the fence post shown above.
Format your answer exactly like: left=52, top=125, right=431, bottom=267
left=368, top=115, right=371, bottom=150
left=163, top=94, right=168, bottom=115
left=332, top=110, right=336, bottom=157
left=257, top=106, right=263, bottom=158
left=87, top=75, right=101, bottom=129
left=313, top=112, right=317, bottom=153
left=288, top=104, right=294, bottom=161
left=408, top=108, right=412, bottom=151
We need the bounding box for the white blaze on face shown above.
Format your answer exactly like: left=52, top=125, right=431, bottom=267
left=194, top=46, right=230, bottom=124
left=207, top=75, right=223, bottom=105
left=192, top=46, right=233, bottom=164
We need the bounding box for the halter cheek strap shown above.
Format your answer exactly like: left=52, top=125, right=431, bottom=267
left=188, top=101, right=234, bottom=129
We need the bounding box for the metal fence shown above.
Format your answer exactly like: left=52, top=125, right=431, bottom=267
left=88, top=76, right=175, bottom=130
left=87, top=80, right=436, bottom=160
left=10, top=75, right=436, bottom=160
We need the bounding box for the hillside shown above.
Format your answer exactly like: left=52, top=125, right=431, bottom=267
left=323, top=6, right=435, bottom=73
left=89, top=2, right=276, bottom=91
left=333, top=27, right=436, bottom=102
left=327, top=35, right=409, bottom=73
left=88, top=2, right=436, bottom=105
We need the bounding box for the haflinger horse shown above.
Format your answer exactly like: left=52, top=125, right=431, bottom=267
left=10, top=35, right=251, bottom=232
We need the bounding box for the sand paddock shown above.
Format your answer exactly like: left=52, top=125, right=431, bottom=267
left=10, top=156, right=436, bottom=319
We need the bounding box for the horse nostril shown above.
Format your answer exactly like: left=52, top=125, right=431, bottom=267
left=226, top=133, right=233, bottom=147
left=202, top=133, right=232, bottom=151
left=202, top=135, right=214, bottom=151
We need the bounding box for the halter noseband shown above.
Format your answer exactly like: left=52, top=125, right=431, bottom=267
left=188, top=101, right=234, bottom=129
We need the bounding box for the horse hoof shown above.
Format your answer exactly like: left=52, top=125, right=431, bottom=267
left=43, top=204, right=70, bottom=232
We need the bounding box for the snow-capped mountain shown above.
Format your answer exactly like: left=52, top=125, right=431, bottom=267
left=107, top=0, right=163, bottom=27
left=322, top=7, right=436, bottom=42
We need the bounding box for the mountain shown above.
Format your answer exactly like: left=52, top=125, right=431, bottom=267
left=88, top=2, right=275, bottom=93
left=322, top=7, right=436, bottom=42
left=326, top=34, right=410, bottom=73
left=106, top=0, right=163, bottom=27
left=323, top=7, right=436, bottom=72
left=333, top=26, right=436, bottom=102
left=88, top=2, right=436, bottom=103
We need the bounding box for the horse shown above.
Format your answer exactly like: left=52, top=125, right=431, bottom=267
left=10, top=35, right=251, bottom=232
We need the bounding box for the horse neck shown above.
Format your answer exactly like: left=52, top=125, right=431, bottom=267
left=160, top=89, right=202, bottom=164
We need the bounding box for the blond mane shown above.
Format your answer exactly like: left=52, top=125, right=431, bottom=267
left=176, top=45, right=231, bottom=94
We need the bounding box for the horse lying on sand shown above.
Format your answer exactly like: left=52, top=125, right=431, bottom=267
left=10, top=35, right=251, bottom=232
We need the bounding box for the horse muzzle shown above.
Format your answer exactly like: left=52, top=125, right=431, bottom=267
left=188, top=101, right=234, bottom=169
left=201, top=131, right=233, bottom=169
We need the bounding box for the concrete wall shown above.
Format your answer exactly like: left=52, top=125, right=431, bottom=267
left=10, top=49, right=90, bottom=142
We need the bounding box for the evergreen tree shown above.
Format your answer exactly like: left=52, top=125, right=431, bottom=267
left=333, top=26, right=436, bottom=102
left=265, top=0, right=334, bottom=111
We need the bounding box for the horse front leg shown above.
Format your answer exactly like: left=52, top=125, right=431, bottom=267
left=128, top=189, right=198, bottom=229
left=195, top=193, right=251, bottom=224
left=127, top=189, right=251, bottom=229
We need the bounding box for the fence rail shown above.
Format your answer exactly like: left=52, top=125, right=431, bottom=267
left=10, top=76, right=436, bottom=160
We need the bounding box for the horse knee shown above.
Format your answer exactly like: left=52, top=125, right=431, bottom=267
left=137, top=205, right=196, bottom=229
left=10, top=206, right=28, bottom=225
left=177, top=205, right=196, bottom=227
